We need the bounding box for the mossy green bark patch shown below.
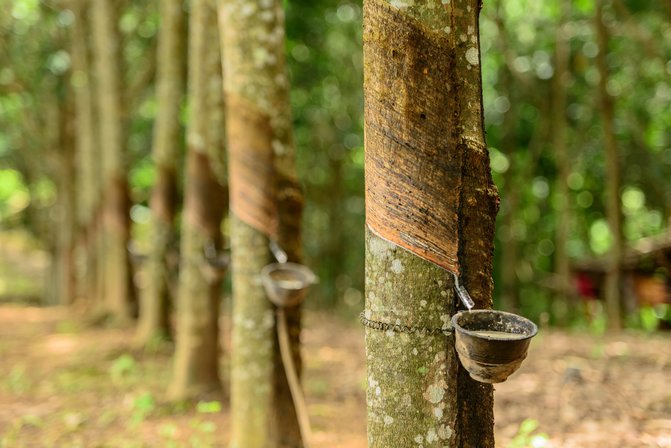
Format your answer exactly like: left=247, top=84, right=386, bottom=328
left=365, top=230, right=458, bottom=447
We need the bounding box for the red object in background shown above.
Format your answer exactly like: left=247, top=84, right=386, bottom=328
left=576, top=272, right=596, bottom=299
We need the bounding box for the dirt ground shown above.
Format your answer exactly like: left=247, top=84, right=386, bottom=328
left=0, top=304, right=669, bottom=447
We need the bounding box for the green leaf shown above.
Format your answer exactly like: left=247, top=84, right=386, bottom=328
left=196, top=401, right=222, bottom=414
left=518, top=418, right=539, bottom=435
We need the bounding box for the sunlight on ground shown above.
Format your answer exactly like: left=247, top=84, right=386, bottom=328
left=41, top=334, right=79, bottom=356
left=0, top=304, right=669, bottom=447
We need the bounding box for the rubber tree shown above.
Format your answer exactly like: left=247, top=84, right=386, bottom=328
left=596, top=0, right=623, bottom=330
left=55, top=88, right=77, bottom=306
left=553, top=0, right=573, bottom=324
left=135, top=0, right=186, bottom=346
left=42, top=49, right=77, bottom=307
left=69, top=0, right=99, bottom=306
left=363, top=0, right=499, bottom=447
left=495, top=11, right=522, bottom=314
left=220, top=0, right=305, bottom=445
left=91, top=0, right=136, bottom=320
left=169, top=0, right=227, bottom=400
left=39, top=5, right=77, bottom=307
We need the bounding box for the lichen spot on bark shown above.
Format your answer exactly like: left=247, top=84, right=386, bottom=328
left=390, top=0, right=415, bottom=9
left=369, top=376, right=382, bottom=396
left=466, top=47, right=480, bottom=66
left=391, top=259, right=404, bottom=274
left=423, top=350, right=448, bottom=404
left=368, top=234, right=394, bottom=259
left=259, top=9, right=273, bottom=23
left=424, top=382, right=445, bottom=404
left=239, top=2, right=256, bottom=17
left=253, top=47, right=276, bottom=68
left=440, top=314, right=452, bottom=330
left=438, top=424, right=454, bottom=440
left=272, top=139, right=285, bottom=155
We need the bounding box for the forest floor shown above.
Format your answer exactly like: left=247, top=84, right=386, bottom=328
left=0, top=304, right=669, bottom=448
left=1, top=232, right=670, bottom=447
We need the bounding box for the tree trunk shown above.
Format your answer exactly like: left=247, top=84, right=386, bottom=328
left=69, top=0, right=99, bottom=307
left=91, top=0, right=136, bottom=321
left=220, top=0, right=305, bottom=445
left=135, top=0, right=186, bottom=346
left=596, top=0, right=623, bottom=331
left=363, top=1, right=498, bottom=447
left=271, top=22, right=305, bottom=448
left=325, top=152, right=345, bottom=306
left=169, top=0, right=227, bottom=400
left=56, top=92, right=78, bottom=306
left=493, top=1, right=538, bottom=315
left=43, top=72, right=78, bottom=307
left=498, top=64, right=521, bottom=314
left=553, top=1, right=573, bottom=325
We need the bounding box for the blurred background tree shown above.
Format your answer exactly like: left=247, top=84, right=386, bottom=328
left=1, top=0, right=670, bottom=331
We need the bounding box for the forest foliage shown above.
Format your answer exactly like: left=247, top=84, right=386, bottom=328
left=0, top=0, right=670, bottom=328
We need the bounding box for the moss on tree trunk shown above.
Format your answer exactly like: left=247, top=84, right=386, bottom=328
left=229, top=216, right=276, bottom=447
left=365, top=229, right=459, bottom=447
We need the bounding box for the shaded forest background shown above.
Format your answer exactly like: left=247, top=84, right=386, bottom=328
left=1, top=0, right=671, bottom=328
left=0, top=0, right=671, bottom=447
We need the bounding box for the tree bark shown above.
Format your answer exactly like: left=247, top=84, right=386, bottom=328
left=491, top=3, right=551, bottom=315
left=44, top=70, right=78, bottom=307
left=69, top=0, right=99, bottom=307
left=553, top=1, right=573, bottom=325
left=498, top=58, right=521, bottom=314
left=169, top=0, right=227, bottom=400
left=271, top=15, right=305, bottom=448
left=56, top=91, right=78, bottom=306
left=91, top=0, right=136, bottom=321
left=596, top=0, right=623, bottom=331
left=363, top=1, right=498, bottom=447
left=135, top=0, right=186, bottom=346
left=220, top=0, right=305, bottom=445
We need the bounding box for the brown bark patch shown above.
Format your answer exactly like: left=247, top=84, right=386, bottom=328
left=185, top=150, right=227, bottom=236
left=227, top=94, right=278, bottom=239
left=103, top=175, right=131, bottom=234
left=364, top=0, right=461, bottom=274
left=276, top=178, right=304, bottom=262
left=150, top=164, right=179, bottom=223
